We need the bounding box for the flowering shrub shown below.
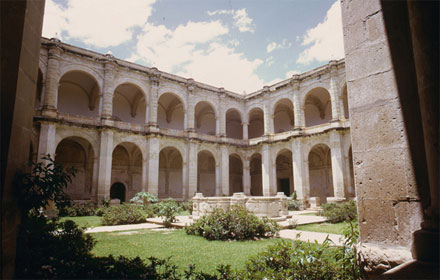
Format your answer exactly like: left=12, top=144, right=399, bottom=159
left=185, top=205, right=280, bottom=241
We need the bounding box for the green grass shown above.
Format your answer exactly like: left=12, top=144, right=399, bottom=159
left=60, top=216, right=102, bottom=228
left=298, top=212, right=318, bottom=216
left=296, top=221, right=351, bottom=235
left=91, top=229, right=284, bottom=273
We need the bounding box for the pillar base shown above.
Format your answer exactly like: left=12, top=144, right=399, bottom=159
left=412, top=228, right=439, bottom=262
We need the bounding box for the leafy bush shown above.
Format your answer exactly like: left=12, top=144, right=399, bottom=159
left=288, top=199, right=302, bottom=210
left=179, top=200, right=193, bottom=215
left=59, top=201, right=97, bottom=217
left=156, top=199, right=182, bottom=226
left=321, top=200, right=358, bottom=223
left=185, top=205, right=280, bottom=241
left=101, top=203, right=148, bottom=226
left=95, top=205, right=109, bottom=216
left=130, top=191, right=158, bottom=207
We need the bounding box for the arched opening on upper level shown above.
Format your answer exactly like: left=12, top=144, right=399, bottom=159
left=229, top=154, right=243, bottom=195
left=342, top=84, right=349, bottom=119
left=58, top=71, right=100, bottom=117
left=273, top=99, right=294, bottom=133
left=159, top=147, right=183, bottom=199
left=276, top=149, right=294, bottom=196
left=113, top=83, right=147, bottom=124
left=195, top=101, right=216, bottom=135
left=304, top=87, right=332, bottom=127
left=248, top=108, right=264, bottom=139
left=158, top=93, right=184, bottom=130
left=55, top=137, right=94, bottom=200
left=250, top=153, right=263, bottom=196
left=197, top=150, right=216, bottom=196
left=308, top=144, right=333, bottom=203
left=111, top=142, right=143, bottom=200
left=226, top=109, right=243, bottom=139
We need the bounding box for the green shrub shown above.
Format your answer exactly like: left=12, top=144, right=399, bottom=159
left=288, top=199, right=302, bottom=210
left=94, top=205, right=109, bottom=216
left=179, top=200, right=193, bottom=215
left=59, top=201, right=97, bottom=217
left=321, top=200, right=358, bottom=223
left=101, top=203, right=148, bottom=226
left=156, top=199, right=182, bottom=226
left=130, top=191, right=158, bottom=207
left=185, top=205, right=280, bottom=241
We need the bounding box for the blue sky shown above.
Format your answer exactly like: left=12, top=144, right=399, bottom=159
left=43, top=0, right=344, bottom=94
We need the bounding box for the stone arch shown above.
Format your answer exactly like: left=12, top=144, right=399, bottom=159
left=250, top=153, right=263, bottom=196
left=276, top=149, right=294, bottom=196
left=303, top=87, right=332, bottom=127
left=111, top=142, right=143, bottom=200
left=57, top=70, right=101, bottom=117
left=158, top=92, right=185, bottom=130
left=197, top=150, right=216, bottom=196
left=113, top=82, right=147, bottom=124
left=55, top=136, right=95, bottom=200
left=308, top=143, right=333, bottom=203
left=58, top=64, right=103, bottom=86
left=110, top=182, right=126, bottom=203
left=248, top=107, right=264, bottom=139
left=112, top=76, right=149, bottom=101
left=159, top=146, right=183, bottom=199
left=226, top=108, right=243, bottom=139
left=273, top=98, right=295, bottom=133
left=55, top=130, right=98, bottom=159
left=158, top=88, right=187, bottom=108
left=229, top=153, right=243, bottom=195
left=195, top=101, right=217, bottom=135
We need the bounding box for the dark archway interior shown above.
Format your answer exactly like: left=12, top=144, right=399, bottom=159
left=110, top=182, right=126, bottom=203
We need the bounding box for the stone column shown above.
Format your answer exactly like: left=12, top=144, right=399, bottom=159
left=291, top=75, right=304, bottom=128
left=187, top=141, right=198, bottom=197
left=329, top=131, right=345, bottom=200
left=141, top=158, right=148, bottom=192
left=262, top=144, right=273, bottom=196
left=220, top=145, right=229, bottom=195
left=243, top=158, right=251, bottom=195
left=148, top=72, right=159, bottom=129
left=146, top=137, right=159, bottom=196
left=101, top=59, right=116, bottom=119
left=96, top=130, right=113, bottom=201
left=219, top=91, right=226, bottom=137
left=242, top=122, right=248, bottom=140
left=182, top=157, right=188, bottom=199
left=215, top=161, right=221, bottom=195
left=37, top=123, right=56, bottom=161
left=328, top=62, right=341, bottom=121
left=263, top=102, right=272, bottom=135
left=42, top=42, right=61, bottom=117
left=215, top=117, right=220, bottom=136
left=292, top=138, right=309, bottom=202
left=186, top=79, right=195, bottom=132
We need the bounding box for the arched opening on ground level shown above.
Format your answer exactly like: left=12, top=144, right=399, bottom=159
left=113, top=83, right=147, bottom=124
left=197, top=150, right=216, bottom=196
left=273, top=99, right=294, bottom=133
left=159, top=147, right=183, bottom=199
left=226, top=109, right=243, bottom=139
left=229, top=154, right=243, bottom=195
left=35, top=68, right=43, bottom=110
left=111, top=142, right=143, bottom=201
left=195, top=101, right=216, bottom=135
left=342, top=84, right=349, bottom=119
left=308, top=144, right=333, bottom=203
left=158, top=93, right=184, bottom=130
left=248, top=108, right=264, bottom=139
left=347, top=146, right=355, bottom=197
left=276, top=149, right=294, bottom=196
left=110, top=182, right=126, bottom=203
left=304, top=87, right=332, bottom=127
left=58, top=70, right=100, bottom=117
left=55, top=137, right=94, bottom=200
left=250, top=153, right=263, bottom=196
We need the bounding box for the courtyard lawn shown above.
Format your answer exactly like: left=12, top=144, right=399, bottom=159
left=60, top=216, right=102, bottom=228
left=91, top=229, right=284, bottom=273
left=296, top=221, right=352, bottom=235
left=298, top=212, right=319, bottom=216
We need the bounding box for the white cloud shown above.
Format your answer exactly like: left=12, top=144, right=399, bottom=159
left=265, top=56, right=275, bottom=66
left=266, top=39, right=292, bottom=53
left=296, top=0, right=344, bottom=64
left=130, top=21, right=264, bottom=93
left=42, top=0, right=156, bottom=47
left=207, top=8, right=255, bottom=33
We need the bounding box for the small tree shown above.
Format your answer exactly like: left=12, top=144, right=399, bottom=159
left=156, top=199, right=182, bottom=227
left=129, top=191, right=158, bottom=208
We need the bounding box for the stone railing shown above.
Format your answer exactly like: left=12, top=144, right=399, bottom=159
left=192, top=192, right=289, bottom=218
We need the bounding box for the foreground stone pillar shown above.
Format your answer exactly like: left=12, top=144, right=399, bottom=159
left=292, top=138, right=309, bottom=203
left=220, top=145, right=229, bottom=195
left=37, top=123, right=56, bottom=161
left=146, top=137, right=159, bottom=196
left=243, top=158, right=251, bottom=195
left=261, top=144, right=273, bottom=196
left=42, top=41, right=60, bottom=117
left=329, top=131, right=345, bottom=199
left=187, top=141, right=198, bottom=197
left=96, top=130, right=113, bottom=201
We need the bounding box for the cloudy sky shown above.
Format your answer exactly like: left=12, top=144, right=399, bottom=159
left=43, top=0, right=344, bottom=94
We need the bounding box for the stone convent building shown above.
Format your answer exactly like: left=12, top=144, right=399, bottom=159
left=33, top=37, right=354, bottom=207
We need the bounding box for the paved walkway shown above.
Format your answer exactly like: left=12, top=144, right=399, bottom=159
left=85, top=210, right=344, bottom=245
